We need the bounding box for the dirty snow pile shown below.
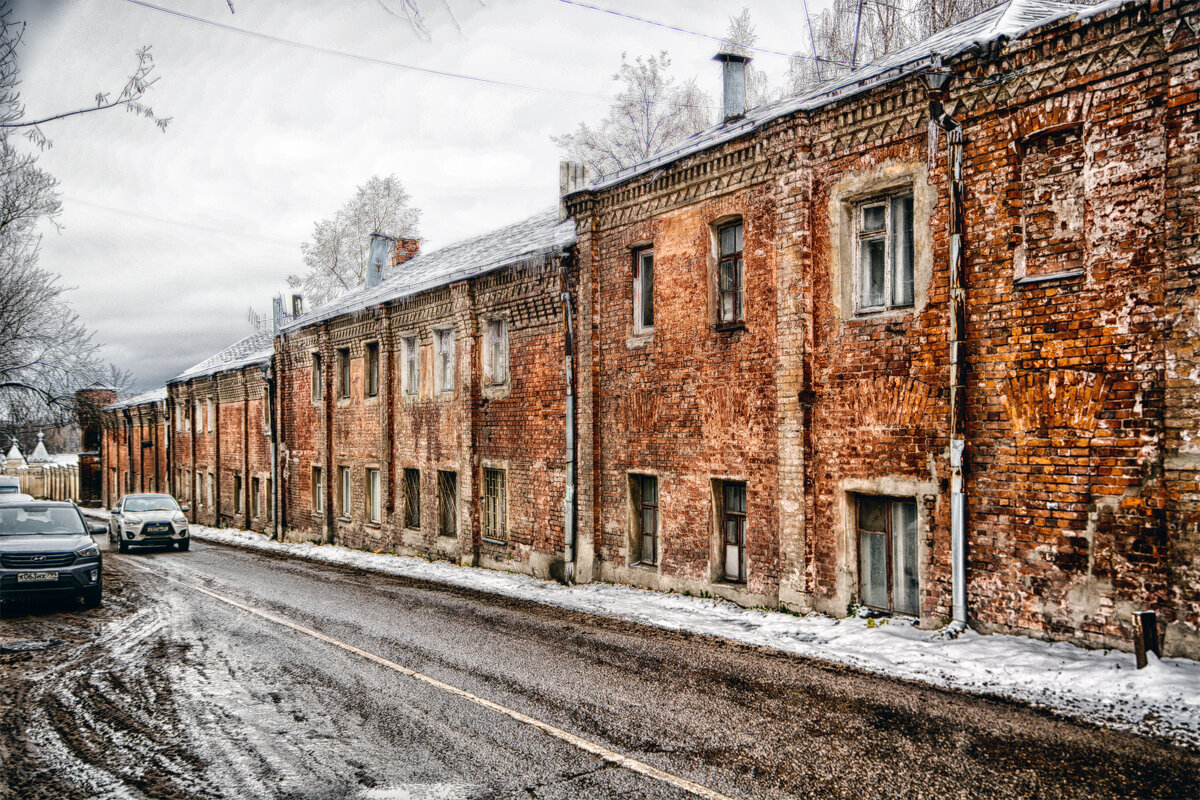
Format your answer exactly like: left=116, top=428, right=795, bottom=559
left=104, top=515, right=1200, bottom=748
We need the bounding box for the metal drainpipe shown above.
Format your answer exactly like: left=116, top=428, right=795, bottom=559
left=260, top=360, right=279, bottom=540
left=561, top=260, right=577, bottom=584
left=927, top=59, right=969, bottom=628
left=123, top=408, right=133, bottom=498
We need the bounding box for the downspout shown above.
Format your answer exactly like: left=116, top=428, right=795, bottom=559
left=561, top=257, right=577, bottom=584
left=260, top=360, right=279, bottom=540
left=925, top=56, right=968, bottom=629
left=123, top=407, right=133, bottom=498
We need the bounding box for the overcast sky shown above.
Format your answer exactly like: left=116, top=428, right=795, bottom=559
left=11, top=0, right=824, bottom=392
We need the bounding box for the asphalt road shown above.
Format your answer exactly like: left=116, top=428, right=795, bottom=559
left=1, top=537, right=1197, bottom=800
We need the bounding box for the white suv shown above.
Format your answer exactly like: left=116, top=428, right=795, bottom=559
left=108, top=494, right=190, bottom=553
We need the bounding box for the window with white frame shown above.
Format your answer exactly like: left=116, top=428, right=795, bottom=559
left=195, top=471, right=202, bottom=507
left=856, top=193, right=914, bottom=312
left=633, top=247, right=654, bottom=334
left=367, top=468, right=381, bottom=524
left=485, top=318, right=507, bottom=385
left=312, top=466, right=324, bottom=513
left=206, top=472, right=214, bottom=509
left=404, top=336, right=419, bottom=396
left=338, top=465, right=351, bottom=518
left=207, top=399, right=215, bottom=433
left=436, top=328, right=455, bottom=393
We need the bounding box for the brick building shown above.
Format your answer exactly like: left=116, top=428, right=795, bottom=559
left=100, top=0, right=1200, bottom=658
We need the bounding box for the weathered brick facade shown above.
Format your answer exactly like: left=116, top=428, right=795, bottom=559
left=102, top=0, right=1200, bottom=658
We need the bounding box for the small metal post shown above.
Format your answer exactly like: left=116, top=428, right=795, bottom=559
left=1132, top=611, right=1159, bottom=669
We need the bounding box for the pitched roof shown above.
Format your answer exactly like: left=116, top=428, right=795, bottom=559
left=283, top=207, right=576, bottom=332
left=107, top=387, right=168, bottom=410
left=169, top=329, right=274, bottom=384
left=589, top=0, right=1093, bottom=191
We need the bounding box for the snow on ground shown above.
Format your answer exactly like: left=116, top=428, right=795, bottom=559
left=84, top=510, right=1200, bottom=748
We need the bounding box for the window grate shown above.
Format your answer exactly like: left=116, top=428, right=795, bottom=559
left=483, top=468, right=506, bottom=542
left=404, top=468, right=420, bottom=529
left=437, top=470, right=457, bottom=536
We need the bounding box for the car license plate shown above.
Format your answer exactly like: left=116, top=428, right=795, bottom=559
left=17, top=572, right=57, bottom=583
left=146, top=524, right=169, bottom=532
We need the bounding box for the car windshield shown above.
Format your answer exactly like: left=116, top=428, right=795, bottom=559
left=124, top=496, right=179, bottom=513
left=0, top=506, right=86, bottom=535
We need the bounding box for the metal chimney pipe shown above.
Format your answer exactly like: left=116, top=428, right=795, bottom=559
left=713, top=52, right=751, bottom=121
left=559, top=161, right=588, bottom=222
left=366, top=233, right=392, bottom=289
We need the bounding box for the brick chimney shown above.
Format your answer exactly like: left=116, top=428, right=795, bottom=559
left=393, top=238, right=421, bottom=267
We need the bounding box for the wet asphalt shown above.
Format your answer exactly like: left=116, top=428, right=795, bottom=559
left=1, top=536, right=1197, bottom=800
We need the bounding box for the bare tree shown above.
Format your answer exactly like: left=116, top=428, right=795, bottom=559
left=552, top=52, right=712, bottom=180
left=287, top=174, right=421, bottom=307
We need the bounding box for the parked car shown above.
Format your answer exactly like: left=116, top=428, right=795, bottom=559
left=0, top=501, right=104, bottom=609
left=0, top=475, right=20, bottom=495
left=0, top=492, right=35, bottom=504
left=108, top=493, right=190, bottom=553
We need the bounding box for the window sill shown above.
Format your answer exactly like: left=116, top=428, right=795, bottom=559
left=437, top=531, right=457, bottom=539
left=632, top=560, right=658, bottom=570
left=365, top=522, right=381, bottom=529
left=336, top=516, right=351, bottom=523
left=481, top=537, right=507, bottom=546
left=714, top=322, right=746, bottom=333
left=1013, top=270, right=1085, bottom=287
left=403, top=525, right=421, bottom=532
left=626, top=332, right=653, bottom=348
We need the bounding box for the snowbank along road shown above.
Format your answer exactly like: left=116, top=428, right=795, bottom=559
left=1, top=537, right=1197, bottom=800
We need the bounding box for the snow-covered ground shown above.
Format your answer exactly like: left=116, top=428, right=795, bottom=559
left=86, top=510, right=1200, bottom=748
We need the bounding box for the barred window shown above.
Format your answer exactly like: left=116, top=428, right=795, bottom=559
left=483, top=467, right=506, bottom=542
left=403, top=468, right=420, bottom=529
left=437, top=470, right=457, bottom=536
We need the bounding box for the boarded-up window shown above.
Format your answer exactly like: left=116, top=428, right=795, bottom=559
left=403, top=468, right=420, bottom=529
left=1019, top=125, right=1085, bottom=278
left=437, top=470, right=457, bottom=536
left=483, top=467, right=506, bottom=542
left=856, top=495, right=919, bottom=615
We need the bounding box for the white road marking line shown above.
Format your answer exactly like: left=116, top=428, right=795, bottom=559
left=119, top=557, right=740, bottom=800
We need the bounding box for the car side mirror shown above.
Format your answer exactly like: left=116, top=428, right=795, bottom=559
left=179, top=504, right=189, bottom=513
left=110, top=508, right=119, bottom=515
left=89, top=523, right=106, bottom=536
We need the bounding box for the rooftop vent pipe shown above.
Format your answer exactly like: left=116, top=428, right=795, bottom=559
left=559, top=161, right=588, bottom=222
left=291, top=294, right=303, bottom=317
left=272, top=296, right=284, bottom=334
left=713, top=52, right=751, bottom=122
left=366, top=233, right=392, bottom=289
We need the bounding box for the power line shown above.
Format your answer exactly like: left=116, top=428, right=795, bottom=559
left=63, top=195, right=299, bottom=247
left=556, top=0, right=851, bottom=66
left=118, top=0, right=718, bottom=109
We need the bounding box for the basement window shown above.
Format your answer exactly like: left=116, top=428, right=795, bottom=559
left=629, top=474, right=658, bottom=565
left=856, top=495, right=919, bottom=615
left=633, top=247, right=654, bottom=335
left=338, top=465, right=351, bottom=518
left=367, top=469, right=381, bottom=524
left=312, top=466, right=324, bottom=514
left=403, top=468, right=421, bottom=530
left=483, top=467, right=506, bottom=543
left=715, top=480, right=746, bottom=582
left=437, top=470, right=457, bottom=537
left=856, top=193, right=914, bottom=312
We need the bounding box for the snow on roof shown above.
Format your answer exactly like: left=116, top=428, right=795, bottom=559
left=107, top=387, right=168, bottom=410
left=589, top=0, right=1093, bottom=192
left=284, top=207, right=576, bottom=332
left=169, top=329, right=274, bottom=384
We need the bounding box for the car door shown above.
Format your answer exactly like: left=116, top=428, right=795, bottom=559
left=110, top=498, right=123, bottom=540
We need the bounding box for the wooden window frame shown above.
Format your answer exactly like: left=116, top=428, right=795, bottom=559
left=718, top=480, right=747, bottom=583
left=311, top=352, right=323, bottom=402
left=436, top=328, right=455, bottom=394
left=716, top=220, right=744, bottom=327
left=855, top=192, right=915, bottom=314
left=337, top=347, right=351, bottom=399
left=365, top=341, right=380, bottom=398
left=338, top=465, right=351, bottom=518
left=632, top=247, right=654, bottom=335
left=485, top=318, right=508, bottom=385
left=251, top=476, right=261, bottom=518
left=367, top=468, right=381, bottom=524
left=854, top=495, right=920, bottom=615
left=312, top=466, right=324, bottom=514
left=631, top=474, right=658, bottom=565
left=404, top=336, right=419, bottom=396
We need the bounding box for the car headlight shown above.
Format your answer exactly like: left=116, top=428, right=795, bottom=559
left=173, top=513, right=187, bottom=524
left=76, top=544, right=100, bottom=558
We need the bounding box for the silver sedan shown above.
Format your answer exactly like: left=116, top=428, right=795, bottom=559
left=108, top=493, right=190, bottom=553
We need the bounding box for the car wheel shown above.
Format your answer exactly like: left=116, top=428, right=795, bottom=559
left=83, top=588, right=102, bottom=608
left=117, top=539, right=129, bottom=554
left=177, top=540, right=189, bottom=552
